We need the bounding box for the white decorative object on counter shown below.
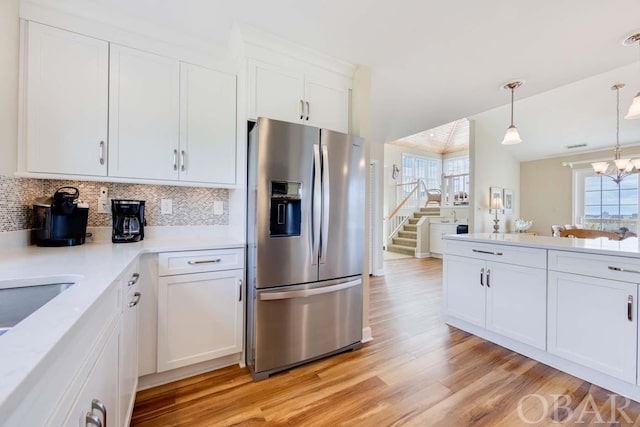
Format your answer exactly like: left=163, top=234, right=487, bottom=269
left=514, top=218, right=533, bottom=232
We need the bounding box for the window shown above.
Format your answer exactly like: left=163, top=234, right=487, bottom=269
left=574, top=169, right=639, bottom=232
left=401, top=154, right=441, bottom=197
left=443, top=157, right=470, bottom=196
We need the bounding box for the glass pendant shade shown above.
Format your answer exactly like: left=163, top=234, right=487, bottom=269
left=591, top=162, right=610, bottom=174
left=626, top=93, right=640, bottom=119
left=501, top=125, right=522, bottom=145
left=632, top=159, right=640, bottom=169
left=614, top=158, right=631, bottom=171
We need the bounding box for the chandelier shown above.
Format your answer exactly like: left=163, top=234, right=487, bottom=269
left=623, top=32, right=640, bottom=120
left=591, top=83, right=640, bottom=184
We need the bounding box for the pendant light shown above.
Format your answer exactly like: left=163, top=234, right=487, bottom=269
left=591, top=83, right=640, bottom=184
left=501, top=81, right=524, bottom=145
left=624, top=32, right=640, bottom=120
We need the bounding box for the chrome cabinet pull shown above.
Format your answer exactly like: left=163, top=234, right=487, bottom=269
left=609, top=266, right=640, bottom=274
left=472, top=249, right=503, bottom=256
left=300, top=99, right=304, bottom=120
left=173, top=149, right=178, bottom=170
left=86, top=412, right=102, bottom=427
left=127, top=272, right=140, bottom=287
left=99, top=141, right=105, bottom=165
left=181, top=150, right=186, bottom=172
left=628, top=295, right=634, bottom=321
left=91, top=399, right=106, bottom=427
left=187, top=258, right=221, bottom=265
left=305, top=101, right=310, bottom=120
left=480, top=268, right=485, bottom=286
left=486, top=269, right=491, bottom=288
left=238, top=279, right=242, bottom=301
left=129, top=292, right=141, bottom=308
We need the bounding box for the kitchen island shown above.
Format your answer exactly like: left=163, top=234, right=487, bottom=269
left=0, top=230, right=244, bottom=426
left=443, top=233, right=640, bottom=402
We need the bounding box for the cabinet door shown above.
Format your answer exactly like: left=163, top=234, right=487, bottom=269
left=248, top=59, right=304, bottom=123
left=443, top=255, right=486, bottom=327
left=179, top=63, right=236, bottom=184
left=548, top=271, right=637, bottom=383
left=63, top=326, right=119, bottom=427
left=486, top=263, right=546, bottom=350
left=109, top=44, right=180, bottom=180
left=304, top=74, right=350, bottom=133
left=430, top=225, right=444, bottom=255
left=25, top=22, right=108, bottom=176
left=157, top=270, right=243, bottom=372
left=119, top=264, right=140, bottom=427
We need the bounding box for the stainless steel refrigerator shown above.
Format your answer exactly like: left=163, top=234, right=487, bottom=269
left=246, top=117, right=365, bottom=380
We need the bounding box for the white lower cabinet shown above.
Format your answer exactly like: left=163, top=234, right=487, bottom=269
left=119, top=264, right=141, bottom=427
left=444, top=254, right=546, bottom=350
left=429, top=223, right=457, bottom=256
left=548, top=271, right=638, bottom=383
left=63, top=325, right=119, bottom=427
left=444, top=255, right=486, bottom=327
left=157, top=249, right=244, bottom=372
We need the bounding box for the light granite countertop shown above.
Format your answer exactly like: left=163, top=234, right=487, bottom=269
left=445, top=233, right=640, bottom=258
left=0, top=233, right=244, bottom=418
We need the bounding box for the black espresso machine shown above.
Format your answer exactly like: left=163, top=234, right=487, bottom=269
left=33, top=186, right=89, bottom=247
left=112, top=199, right=145, bottom=243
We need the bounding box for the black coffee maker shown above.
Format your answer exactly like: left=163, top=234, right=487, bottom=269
left=112, top=199, right=145, bottom=243
left=33, top=186, right=89, bottom=247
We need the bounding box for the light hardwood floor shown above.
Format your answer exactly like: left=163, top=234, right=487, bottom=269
left=132, top=258, right=640, bottom=426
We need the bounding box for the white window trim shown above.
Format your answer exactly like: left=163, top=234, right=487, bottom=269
left=573, top=167, right=640, bottom=229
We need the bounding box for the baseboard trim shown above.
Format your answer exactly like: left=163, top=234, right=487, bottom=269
left=137, top=353, right=242, bottom=390
left=415, top=252, right=432, bottom=259
left=362, top=326, right=373, bottom=343
left=371, top=269, right=385, bottom=276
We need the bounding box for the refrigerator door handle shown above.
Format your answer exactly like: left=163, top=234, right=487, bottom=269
left=311, top=144, right=322, bottom=265
left=259, top=278, right=362, bottom=301
left=320, top=144, right=330, bottom=264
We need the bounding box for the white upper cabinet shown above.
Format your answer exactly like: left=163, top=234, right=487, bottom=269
left=248, top=58, right=351, bottom=133
left=25, top=22, right=109, bottom=176
left=304, top=73, right=350, bottom=132
left=179, top=63, right=237, bottom=185
left=108, top=44, right=180, bottom=180
left=249, top=60, right=304, bottom=125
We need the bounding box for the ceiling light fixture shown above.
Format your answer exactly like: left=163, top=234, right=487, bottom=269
left=501, top=81, right=524, bottom=145
left=623, top=32, right=640, bottom=120
left=591, top=83, right=640, bottom=183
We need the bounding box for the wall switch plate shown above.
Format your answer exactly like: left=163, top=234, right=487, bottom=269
left=97, top=198, right=111, bottom=214
left=161, top=199, right=173, bottom=215
left=213, top=200, right=224, bottom=215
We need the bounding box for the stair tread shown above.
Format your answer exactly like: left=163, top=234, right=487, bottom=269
left=386, top=244, right=415, bottom=256
left=392, top=237, right=417, bottom=247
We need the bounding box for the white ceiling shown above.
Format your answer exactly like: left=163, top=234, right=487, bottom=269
left=29, top=0, right=640, bottom=161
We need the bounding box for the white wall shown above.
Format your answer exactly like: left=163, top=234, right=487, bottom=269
left=469, top=112, right=521, bottom=232
left=0, top=0, right=19, bottom=176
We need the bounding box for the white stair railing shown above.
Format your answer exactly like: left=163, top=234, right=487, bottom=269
left=385, top=179, right=431, bottom=247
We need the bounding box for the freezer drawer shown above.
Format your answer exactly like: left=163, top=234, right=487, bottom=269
left=252, top=277, right=363, bottom=375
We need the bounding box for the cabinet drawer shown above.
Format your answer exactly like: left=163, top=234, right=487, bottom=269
left=549, top=250, right=640, bottom=282
left=444, top=239, right=546, bottom=269
left=158, top=248, right=244, bottom=276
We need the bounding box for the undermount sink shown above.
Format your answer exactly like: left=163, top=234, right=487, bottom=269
left=0, top=276, right=80, bottom=336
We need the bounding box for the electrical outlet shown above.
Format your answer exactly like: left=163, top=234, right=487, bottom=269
left=161, top=199, right=173, bottom=215
left=213, top=200, right=224, bottom=215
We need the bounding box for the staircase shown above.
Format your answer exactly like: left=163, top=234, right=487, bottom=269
left=387, top=207, right=441, bottom=256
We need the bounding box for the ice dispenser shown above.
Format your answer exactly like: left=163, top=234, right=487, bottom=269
left=269, top=181, right=301, bottom=237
